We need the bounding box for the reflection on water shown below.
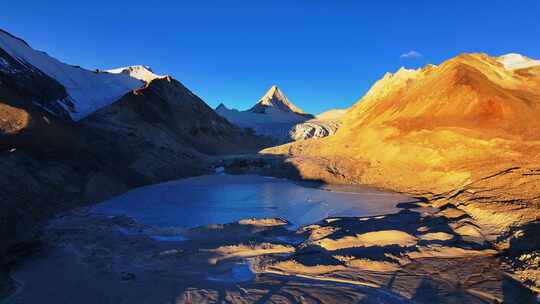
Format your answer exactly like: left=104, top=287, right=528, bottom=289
left=93, top=175, right=411, bottom=229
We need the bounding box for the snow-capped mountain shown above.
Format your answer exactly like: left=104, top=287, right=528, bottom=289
left=249, top=85, right=307, bottom=114
left=0, top=29, right=145, bottom=121
left=216, top=85, right=314, bottom=142
left=497, top=53, right=540, bottom=70
left=107, top=65, right=164, bottom=83
left=0, top=28, right=273, bottom=264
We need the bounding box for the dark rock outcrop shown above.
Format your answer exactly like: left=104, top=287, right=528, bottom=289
left=0, top=30, right=270, bottom=286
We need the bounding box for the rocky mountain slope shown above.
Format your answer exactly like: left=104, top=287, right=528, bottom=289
left=0, top=28, right=270, bottom=285
left=262, top=52, right=540, bottom=291
left=264, top=53, right=540, bottom=190
left=216, top=85, right=314, bottom=142
left=0, top=30, right=145, bottom=121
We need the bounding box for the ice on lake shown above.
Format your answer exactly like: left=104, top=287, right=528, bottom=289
left=93, top=175, right=411, bottom=229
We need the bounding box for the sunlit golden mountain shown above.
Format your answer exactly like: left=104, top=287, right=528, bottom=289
left=263, top=53, right=540, bottom=193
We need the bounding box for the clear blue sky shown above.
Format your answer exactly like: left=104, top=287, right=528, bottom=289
left=2, top=1, right=539, bottom=114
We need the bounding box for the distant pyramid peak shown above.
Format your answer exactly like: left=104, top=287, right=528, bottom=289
left=249, top=85, right=306, bottom=114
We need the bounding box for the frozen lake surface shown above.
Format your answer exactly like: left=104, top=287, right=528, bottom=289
left=93, top=174, right=412, bottom=228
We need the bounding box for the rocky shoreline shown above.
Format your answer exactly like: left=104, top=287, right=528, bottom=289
left=1, top=152, right=538, bottom=303
left=219, top=154, right=540, bottom=299
left=2, top=187, right=538, bottom=303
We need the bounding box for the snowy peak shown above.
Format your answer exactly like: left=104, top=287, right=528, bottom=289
left=107, top=65, right=164, bottom=83
left=260, top=85, right=285, bottom=103
left=0, top=28, right=145, bottom=121
left=249, top=85, right=306, bottom=114
left=497, top=53, right=540, bottom=70
left=214, top=85, right=314, bottom=143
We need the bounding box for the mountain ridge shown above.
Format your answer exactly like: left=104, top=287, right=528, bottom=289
left=264, top=52, right=540, bottom=190
left=0, top=29, right=146, bottom=121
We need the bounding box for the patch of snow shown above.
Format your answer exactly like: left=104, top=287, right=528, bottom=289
left=0, top=57, right=9, bottom=68
left=107, top=65, right=164, bottom=83
left=497, top=53, right=540, bottom=70
left=289, top=119, right=341, bottom=141
left=215, top=166, right=225, bottom=175
left=0, top=30, right=145, bottom=121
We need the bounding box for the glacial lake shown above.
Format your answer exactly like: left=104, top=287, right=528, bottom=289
left=93, top=174, right=412, bottom=229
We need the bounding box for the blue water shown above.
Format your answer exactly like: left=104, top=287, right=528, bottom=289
left=93, top=175, right=410, bottom=229
left=207, top=262, right=255, bottom=283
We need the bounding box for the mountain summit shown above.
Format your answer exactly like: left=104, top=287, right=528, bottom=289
left=107, top=65, right=164, bottom=83
left=249, top=85, right=306, bottom=114
left=0, top=29, right=144, bottom=121
left=215, top=85, right=314, bottom=142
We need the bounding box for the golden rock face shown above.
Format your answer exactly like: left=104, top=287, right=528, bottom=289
left=263, top=53, right=540, bottom=194
left=0, top=103, right=30, bottom=134
left=340, top=53, right=540, bottom=140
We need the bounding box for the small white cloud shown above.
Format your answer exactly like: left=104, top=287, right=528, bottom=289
left=400, top=50, right=422, bottom=59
